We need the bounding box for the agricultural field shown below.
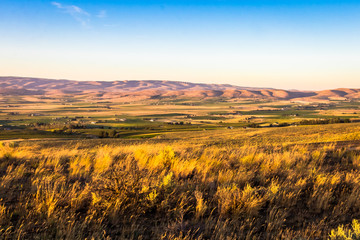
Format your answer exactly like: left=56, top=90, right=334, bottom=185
left=1, top=95, right=360, bottom=239
left=1, top=95, right=359, bottom=140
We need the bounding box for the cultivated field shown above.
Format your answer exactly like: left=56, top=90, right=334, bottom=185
left=1, top=94, right=359, bottom=140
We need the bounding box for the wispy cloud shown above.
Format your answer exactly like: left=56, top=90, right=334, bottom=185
left=51, top=1, right=90, bottom=27
left=97, top=10, right=107, bottom=18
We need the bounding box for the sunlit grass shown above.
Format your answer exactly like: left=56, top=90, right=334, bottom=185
left=0, top=124, right=360, bottom=238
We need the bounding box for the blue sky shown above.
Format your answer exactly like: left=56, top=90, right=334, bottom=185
left=0, top=0, right=359, bottom=90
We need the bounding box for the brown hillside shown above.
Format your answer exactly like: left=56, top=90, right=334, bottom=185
left=0, top=76, right=359, bottom=101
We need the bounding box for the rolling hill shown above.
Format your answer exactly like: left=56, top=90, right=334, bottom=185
left=0, top=76, right=359, bottom=101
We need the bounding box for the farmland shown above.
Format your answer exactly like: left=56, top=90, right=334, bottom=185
left=1, top=94, right=359, bottom=140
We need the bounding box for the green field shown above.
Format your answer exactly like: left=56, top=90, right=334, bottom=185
left=1, top=96, right=359, bottom=140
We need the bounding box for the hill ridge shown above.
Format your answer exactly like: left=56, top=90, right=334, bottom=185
left=1, top=76, right=359, bottom=101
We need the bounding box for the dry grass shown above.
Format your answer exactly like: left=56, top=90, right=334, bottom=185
left=1, top=125, right=360, bottom=239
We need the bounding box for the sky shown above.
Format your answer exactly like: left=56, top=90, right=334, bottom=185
left=0, top=0, right=359, bottom=90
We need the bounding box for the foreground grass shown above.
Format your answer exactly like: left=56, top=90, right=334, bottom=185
left=1, top=125, right=360, bottom=239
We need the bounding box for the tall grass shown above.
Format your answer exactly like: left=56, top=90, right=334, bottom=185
left=1, top=124, right=360, bottom=239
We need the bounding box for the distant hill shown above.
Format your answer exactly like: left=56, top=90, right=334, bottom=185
left=1, top=76, right=359, bottom=101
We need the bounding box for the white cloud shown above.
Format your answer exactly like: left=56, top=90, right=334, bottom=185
left=97, top=10, right=107, bottom=18
left=52, top=2, right=62, bottom=8
left=51, top=1, right=90, bottom=27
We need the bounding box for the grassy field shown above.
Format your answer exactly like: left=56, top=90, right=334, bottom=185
left=0, top=123, right=360, bottom=239
left=1, top=97, right=360, bottom=239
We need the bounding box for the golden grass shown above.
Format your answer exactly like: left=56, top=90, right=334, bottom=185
left=1, top=124, right=360, bottom=239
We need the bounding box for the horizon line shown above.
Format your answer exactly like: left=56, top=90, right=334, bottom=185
left=1, top=75, right=359, bottom=92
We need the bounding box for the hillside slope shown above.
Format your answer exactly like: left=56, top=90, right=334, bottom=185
left=0, top=76, right=359, bottom=100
